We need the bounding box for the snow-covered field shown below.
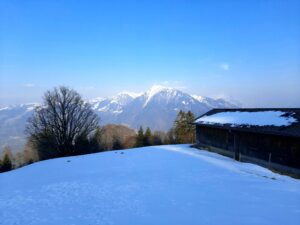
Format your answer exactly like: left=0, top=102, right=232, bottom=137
left=0, top=145, right=299, bottom=225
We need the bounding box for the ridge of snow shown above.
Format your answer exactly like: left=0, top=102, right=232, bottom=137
left=0, top=106, right=11, bottom=111
left=192, top=95, right=237, bottom=108
left=192, top=95, right=206, bottom=102
left=195, top=111, right=297, bottom=127
left=20, top=103, right=40, bottom=107
left=146, top=85, right=174, bottom=98
left=89, top=97, right=105, bottom=103
left=0, top=103, right=40, bottom=111
left=117, top=91, right=143, bottom=98
left=23, top=103, right=40, bottom=111
left=1, top=88, right=234, bottom=112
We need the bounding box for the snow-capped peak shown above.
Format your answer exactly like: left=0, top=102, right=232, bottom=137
left=0, top=88, right=238, bottom=152
left=192, top=95, right=206, bottom=102
left=109, top=96, right=129, bottom=107
left=0, top=103, right=40, bottom=112
left=89, top=97, right=105, bottom=103
left=23, top=103, right=40, bottom=111
left=89, top=92, right=140, bottom=114
left=0, top=106, right=11, bottom=111
left=146, top=85, right=175, bottom=98
left=143, top=85, right=178, bottom=107
left=117, top=91, right=143, bottom=99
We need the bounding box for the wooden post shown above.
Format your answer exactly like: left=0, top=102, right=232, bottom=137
left=268, top=153, right=272, bottom=169
left=234, top=133, right=239, bottom=161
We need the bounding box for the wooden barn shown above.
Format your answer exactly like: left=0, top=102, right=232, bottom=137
left=193, top=108, right=300, bottom=176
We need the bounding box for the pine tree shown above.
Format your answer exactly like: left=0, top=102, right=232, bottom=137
left=112, top=136, right=123, bottom=150
left=174, top=110, right=196, bottom=144
left=135, top=126, right=144, bottom=147
left=166, top=128, right=176, bottom=144
left=0, top=152, right=12, bottom=172
left=152, top=131, right=164, bottom=145
left=174, top=110, right=187, bottom=143
left=143, top=127, right=153, bottom=146
left=186, top=110, right=196, bottom=143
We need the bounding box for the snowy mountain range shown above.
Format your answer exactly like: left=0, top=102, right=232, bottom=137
left=88, top=85, right=237, bottom=130
left=0, top=85, right=238, bottom=152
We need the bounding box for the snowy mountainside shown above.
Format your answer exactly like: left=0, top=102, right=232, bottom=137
left=192, top=94, right=238, bottom=108
left=0, top=145, right=299, bottom=225
left=89, top=85, right=237, bottom=131
left=0, top=103, right=40, bottom=151
left=0, top=86, right=237, bottom=152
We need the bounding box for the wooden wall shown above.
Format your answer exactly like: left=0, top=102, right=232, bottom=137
left=196, top=125, right=300, bottom=169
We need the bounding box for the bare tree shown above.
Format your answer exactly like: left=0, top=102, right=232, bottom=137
left=95, top=124, right=136, bottom=151
left=26, top=86, right=99, bottom=159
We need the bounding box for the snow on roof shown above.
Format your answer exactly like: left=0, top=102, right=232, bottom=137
left=195, top=110, right=297, bottom=127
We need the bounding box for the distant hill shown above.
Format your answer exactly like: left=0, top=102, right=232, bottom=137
left=0, top=85, right=238, bottom=152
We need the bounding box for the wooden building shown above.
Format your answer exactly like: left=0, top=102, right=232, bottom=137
left=193, top=108, right=300, bottom=175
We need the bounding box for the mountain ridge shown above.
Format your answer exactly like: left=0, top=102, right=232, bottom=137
left=0, top=85, right=238, bottom=152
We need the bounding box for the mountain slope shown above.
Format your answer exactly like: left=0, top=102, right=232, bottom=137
left=0, top=103, right=39, bottom=151
left=0, top=86, right=237, bottom=152
left=114, top=86, right=211, bottom=130
left=0, top=145, right=299, bottom=225
left=89, top=85, right=237, bottom=131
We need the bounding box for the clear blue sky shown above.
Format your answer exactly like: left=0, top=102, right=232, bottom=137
left=0, top=0, right=299, bottom=107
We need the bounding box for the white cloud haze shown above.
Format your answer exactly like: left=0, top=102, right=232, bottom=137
left=220, top=63, right=229, bottom=71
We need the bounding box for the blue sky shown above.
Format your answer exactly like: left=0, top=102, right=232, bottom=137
left=0, top=0, right=299, bottom=107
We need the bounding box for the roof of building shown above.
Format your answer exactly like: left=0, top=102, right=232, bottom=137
left=194, top=108, right=300, bottom=138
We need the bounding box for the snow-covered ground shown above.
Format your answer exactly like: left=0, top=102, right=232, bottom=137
left=0, top=145, right=299, bottom=225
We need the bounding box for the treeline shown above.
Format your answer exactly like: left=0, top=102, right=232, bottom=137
left=0, top=143, right=39, bottom=173
left=0, top=86, right=196, bottom=173
left=134, top=110, right=196, bottom=147
left=0, top=147, right=13, bottom=173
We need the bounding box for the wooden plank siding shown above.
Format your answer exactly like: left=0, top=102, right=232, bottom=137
left=195, top=125, right=300, bottom=172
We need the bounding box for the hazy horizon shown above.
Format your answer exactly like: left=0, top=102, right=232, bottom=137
left=1, top=0, right=299, bottom=108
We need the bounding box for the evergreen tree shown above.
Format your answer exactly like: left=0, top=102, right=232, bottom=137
left=173, top=110, right=196, bottom=144
left=152, top=131, right=164, bottom=145
left=166, top=128, right=176, bottom=144
left=186, top=110, right=196, bottom=143
left=112, top=136, right=123, bottom=150
left=135, top=126, right=144, bottom=147
left=0, top=152, right=12, bottom=172
left=174, top=110, right=187, bottom=143
left=152, top=135, right=162, bottom=145
left=143, top=127, right=153, bottom=146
